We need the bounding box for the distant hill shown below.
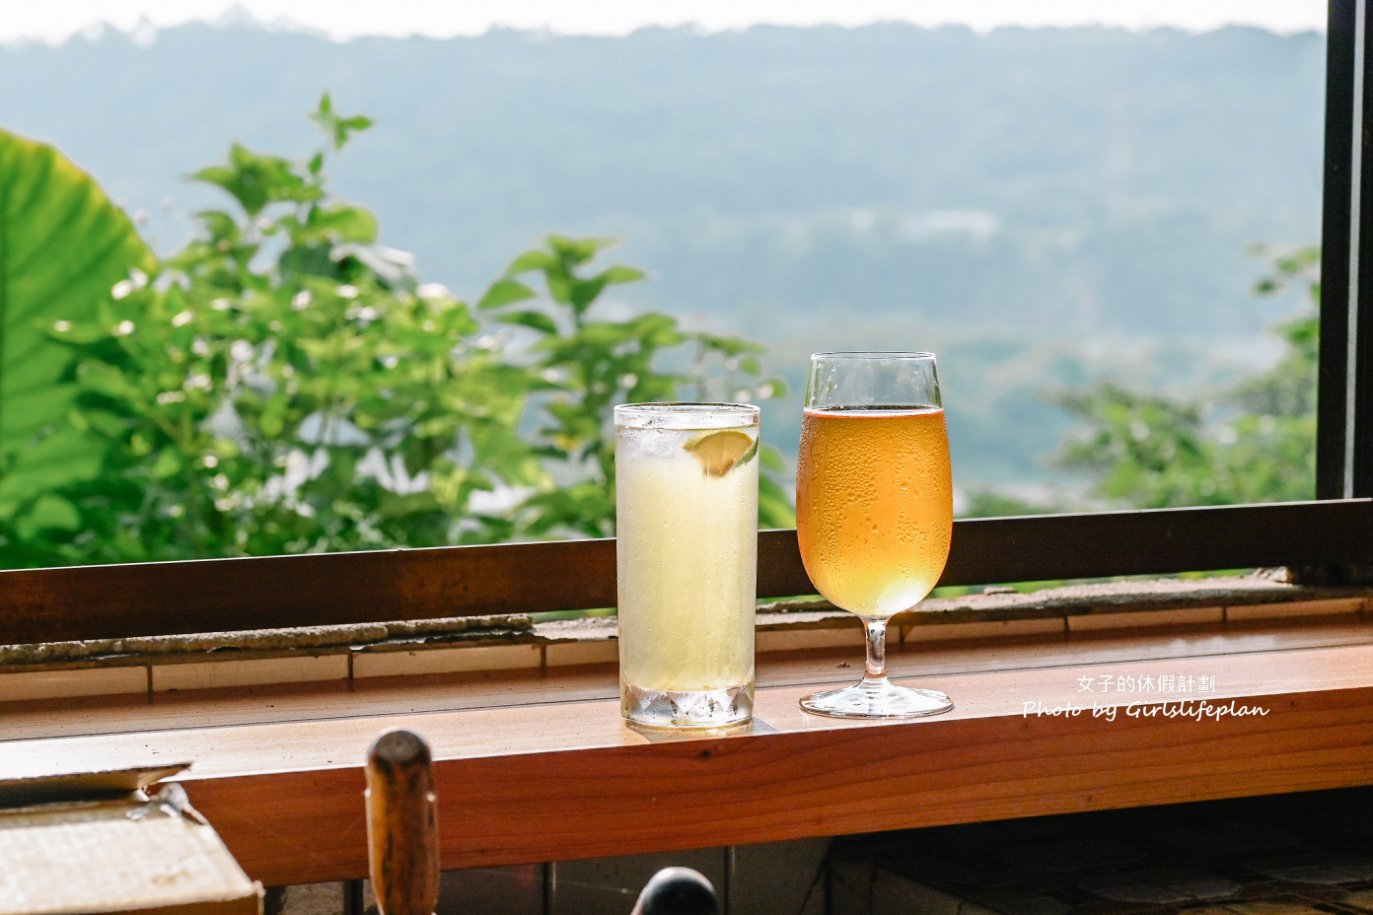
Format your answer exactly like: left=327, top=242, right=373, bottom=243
left=0, top=21, right=1326, bottom=489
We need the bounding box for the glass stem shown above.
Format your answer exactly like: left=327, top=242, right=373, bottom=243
left=861, top=616, right=889, bottom=683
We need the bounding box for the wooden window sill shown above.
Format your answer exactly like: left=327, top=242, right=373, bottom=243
left=2, top=575, right=1367, bottom=699
left=2, top=612, right=1371, bottom=887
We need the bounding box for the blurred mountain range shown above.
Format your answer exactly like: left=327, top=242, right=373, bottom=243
left=0, top=21, right=1325, bottom=491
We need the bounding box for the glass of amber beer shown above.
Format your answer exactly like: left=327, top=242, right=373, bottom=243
left=796, top=352, right=955, bottom=719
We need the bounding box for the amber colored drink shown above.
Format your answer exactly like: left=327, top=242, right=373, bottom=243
left=796, top=406, right=953, bottom=617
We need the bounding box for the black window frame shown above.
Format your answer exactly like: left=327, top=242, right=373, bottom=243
left=1322, top=0, right=1373, bottom=497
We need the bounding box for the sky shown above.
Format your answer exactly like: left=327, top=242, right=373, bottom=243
left=0, top=0, right=1328, bottom=44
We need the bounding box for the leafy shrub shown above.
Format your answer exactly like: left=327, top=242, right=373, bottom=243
left=11, top=95, right=790, bottom=566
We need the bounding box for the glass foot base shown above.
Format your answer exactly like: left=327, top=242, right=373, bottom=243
left=800, top=678, right=953, bottom=720
left=622, top=683, right=753, bottom=728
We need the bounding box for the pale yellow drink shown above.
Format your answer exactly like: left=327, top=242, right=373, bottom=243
left=797, top=407, right=952, bottom=617
left=615, top=403, right=759, bottom=727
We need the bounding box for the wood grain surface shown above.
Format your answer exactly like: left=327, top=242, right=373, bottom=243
left=3, top=618, right=1371, bottom=886
left=366, top=729, right=440, bottom=915
left=6, top=615, right=1370, bottom=742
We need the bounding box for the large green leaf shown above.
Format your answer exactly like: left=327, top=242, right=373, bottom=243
left=0, top=426, right=105, bottom=515
left=0, top=129, right=154, bottom=457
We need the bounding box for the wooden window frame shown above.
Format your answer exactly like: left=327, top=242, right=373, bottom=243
left=3, top=2, right=1371, bottom=646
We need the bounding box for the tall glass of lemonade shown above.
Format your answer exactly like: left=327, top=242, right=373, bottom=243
left=615, top=403, right=759, bottom=728
left=796, top=352, right=954, bottom=719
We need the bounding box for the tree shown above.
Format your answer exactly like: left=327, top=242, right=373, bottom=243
left=1050, top=245, right=1318, bottom=509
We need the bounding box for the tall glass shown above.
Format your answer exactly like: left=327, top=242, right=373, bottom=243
left=615, top=403, right=760, bottom=728
left=796, top=353, right=954, bottom=719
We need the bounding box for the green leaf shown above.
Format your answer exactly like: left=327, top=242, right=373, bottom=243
left=759, top=476, right=796, bottom=527
left=545, top=270, right=573, bottom=306
left=599, top=265, right=646, bottom=286
left=16, top=494, right=81, bottom=537
left=495, top=310, right=559, bottom=335
left=311, top=95, right=375, bottom=150
left=0, top=427, right=105, bottom=514
left=376, top=490, right=441, bottom=519
left=305, top=203, right=378, bottom=243
left=478, top=278, right=537, bottom=311
left=504, top=248, right=558, bottom=276
left=546, top=235, right=611, bottom=265
left=568, top=262, right=644, bottom=312
left=10, top=382, right=81, bottom=443
left=190, top=165, right=238, bottom=194
left=191, top=160, right=269, bottom=215
left=278, top=244, right=336, bottom=280
left=152, top=446, right=184, bottom=480
left=193, top=208, right=241, bottom=243
left=696, top=333, right=764, bottom=358
left=570, top=277, right=609, bottom=314
left=0, top=129, right=155, bottom=468
left=259, top=398, right=287, bottom=438
left=194, top=144, right=317, bottom=215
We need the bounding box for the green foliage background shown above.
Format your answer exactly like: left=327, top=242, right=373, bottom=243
left=964, top=245, right=1319, bottom=516
left=1, top=24, right=1327, bottom=493
left=1052, top=245, right=1317, bottom=509
left=0, top=97, right=792, bottom=567
left=0, top=90, right=1325, bottom=569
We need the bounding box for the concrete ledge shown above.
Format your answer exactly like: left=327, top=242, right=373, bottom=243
left=0, top=576, right=1367, bottom=700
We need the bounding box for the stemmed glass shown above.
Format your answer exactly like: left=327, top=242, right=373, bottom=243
left=795, top=352, right=955, bottom=719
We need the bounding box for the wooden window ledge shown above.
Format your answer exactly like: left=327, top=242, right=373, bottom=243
left=2, top=597, right=1371, bottom=887
left=2, top=574, right=1368, bottom=696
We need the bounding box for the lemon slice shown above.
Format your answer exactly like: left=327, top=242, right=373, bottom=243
left=684, top=429, right=758, bottom=477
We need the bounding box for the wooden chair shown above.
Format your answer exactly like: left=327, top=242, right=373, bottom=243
left=366, top=728, right=719, bottom=915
